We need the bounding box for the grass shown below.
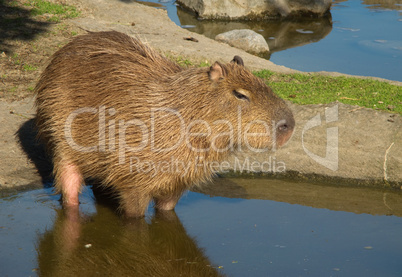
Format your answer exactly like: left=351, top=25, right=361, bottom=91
left=171, top=55, right=193, bottom=67
left=11, top=53, right=21, bottom=65
left=167, top=55, right=212, bottom=68
left=9, top=86, right=18, bottom=93
left=254, top=70, right=402, bottom=114
left=28, top=0, right=80, bottom=22
left=22, top=64, right=37, bottom=71
left=198, top=60, right=211, bottom=67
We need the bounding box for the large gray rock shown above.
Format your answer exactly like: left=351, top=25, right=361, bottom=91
left=177, top=0, right=332, bottom=20
left=215, top=29, right=269, bottom=54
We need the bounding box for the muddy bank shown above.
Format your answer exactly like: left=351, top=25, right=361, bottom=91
left=0, top=0, right=400, bottom=192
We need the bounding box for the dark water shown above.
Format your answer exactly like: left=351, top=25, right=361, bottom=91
left=137, top=0, right=402, bottom=82
left=1, top=178, right=402, bottom=276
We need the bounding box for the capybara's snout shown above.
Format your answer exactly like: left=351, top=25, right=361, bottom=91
left=274, top=106, right=295, bottom=148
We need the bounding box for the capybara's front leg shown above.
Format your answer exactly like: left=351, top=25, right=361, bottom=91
left=119, top=188, right=152, bottom=218
left=153, top=189, right=186, bottom=211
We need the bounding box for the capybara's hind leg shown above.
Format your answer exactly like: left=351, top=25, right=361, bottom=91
left=55, top=161, right=83, bottom=207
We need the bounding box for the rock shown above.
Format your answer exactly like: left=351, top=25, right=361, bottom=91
left=177, top=9, right=333, bottom=54
left=215, top=29, right=269, bottom=54
left=176, top=0, right=332, bottom=20
left=224, top=102, right=402, bottom=188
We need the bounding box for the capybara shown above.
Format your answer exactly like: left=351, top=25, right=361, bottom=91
left=35, top=31, right=294, bottom=217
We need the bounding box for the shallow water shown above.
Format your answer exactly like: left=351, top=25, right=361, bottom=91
left=137, top=0, right=402, bottom=81
left=1, top=178, right=402, bottom=276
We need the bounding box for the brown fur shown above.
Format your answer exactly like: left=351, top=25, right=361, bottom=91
left=35, top=31, right=294, bottom=217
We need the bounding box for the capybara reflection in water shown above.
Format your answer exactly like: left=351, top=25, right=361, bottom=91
left=35, top=31, right=294, bottom=217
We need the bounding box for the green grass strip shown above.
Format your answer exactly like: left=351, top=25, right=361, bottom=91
left=29, top=0, right=79, bottom=21
left=254, top=70, right=402, bottom=114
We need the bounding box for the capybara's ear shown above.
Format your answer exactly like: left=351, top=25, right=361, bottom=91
left=208, top=62, right=226, bottom=81
left=231, top=56, right=244, bottom=66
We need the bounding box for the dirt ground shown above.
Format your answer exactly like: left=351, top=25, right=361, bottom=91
left=0, top=0, right=401, bottom=193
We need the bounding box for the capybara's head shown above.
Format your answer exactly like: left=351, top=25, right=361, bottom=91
left=180, top=56, right=294, bottom=153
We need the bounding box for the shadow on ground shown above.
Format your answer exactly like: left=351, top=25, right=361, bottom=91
left=16, top=118, right=53, bottom=184
left=16, top=118, right=121, bottom=206
left=0, top=0, right=50, bottom=54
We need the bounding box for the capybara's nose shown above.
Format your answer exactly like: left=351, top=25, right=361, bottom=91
left=275, top=109, right=295, bottom=147
left=277, top=121, right=290, bottom=132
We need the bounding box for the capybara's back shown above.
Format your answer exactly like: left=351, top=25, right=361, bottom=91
left=35, top=31, right=294, bottom=217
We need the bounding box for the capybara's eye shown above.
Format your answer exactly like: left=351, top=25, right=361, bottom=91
left=232, top=90, right=249, bottom=101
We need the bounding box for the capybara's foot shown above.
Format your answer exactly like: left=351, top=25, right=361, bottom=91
left=153, top=191, right=184, bottom=211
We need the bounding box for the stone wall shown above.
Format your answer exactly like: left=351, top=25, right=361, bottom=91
left=177, top=0, right=332, bottom=20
